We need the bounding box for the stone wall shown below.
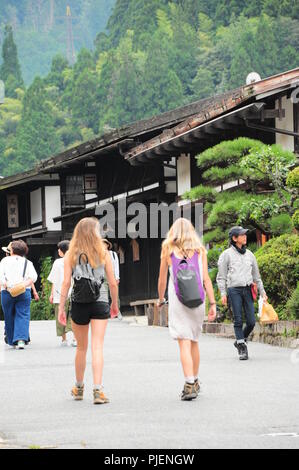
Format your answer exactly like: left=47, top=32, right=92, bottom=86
left=202, top=321, right=299, bottom=348
left=145, top=304, right=299, bottom=349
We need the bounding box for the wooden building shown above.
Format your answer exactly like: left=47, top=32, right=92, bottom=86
left=0, top=67, right=298, bottom=306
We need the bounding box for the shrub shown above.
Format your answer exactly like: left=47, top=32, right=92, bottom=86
left=269, top=213, right=293, bottom=236
left=292, top=210, right=299, bottom=231
left=247, top=242, right=258, bottom=253
left=30, top=256, right=55, bottom=321
left=285, top=282, right=299, bottom=320
left=286, top=167, right=299, bottom=189
left=208, top=267, right=218, bottom=284
left=255, top=234, right=299, bottom=315
left=203, top=228, right=226, bottom=245
left=207, top=246, right=223, bottom=268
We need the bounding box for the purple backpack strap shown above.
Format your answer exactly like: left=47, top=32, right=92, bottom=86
left=170, top=253, right=182, bottom=300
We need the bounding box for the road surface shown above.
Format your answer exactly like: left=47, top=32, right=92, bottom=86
left=0, top=319, right=298, bottom=449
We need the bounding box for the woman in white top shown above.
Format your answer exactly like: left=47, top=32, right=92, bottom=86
left=0, top=240, right=37, bottom=349
left=157, top=218, right=216, bottom=401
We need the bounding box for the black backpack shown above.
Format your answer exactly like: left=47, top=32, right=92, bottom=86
left=71, top=253, right=104, bottom=304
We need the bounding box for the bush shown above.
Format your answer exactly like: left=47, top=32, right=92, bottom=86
left=247, top=242, right=258, bottom=253
left=203, top=228, right=226, bottom=245
left=207, top=246, right=223, bottom=268
left=30, top=256, right=55, bottom=321
left=269, top=213, right=293, bottom=236
left=292, top=210, right=299, bottom=231
left=285, top=283, right=299, bottom=320
left=208, top=267, right=218, bottom=284
left=255, top=234, right=299, bottom=316
left=286, top=167, right=299, bottom=189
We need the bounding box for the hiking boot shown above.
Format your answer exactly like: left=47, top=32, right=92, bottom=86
left=16, top=341, right=25, bottom=350
left=239, top=342, right=248, bottom=360
left=180, top=382, right=197, bottom=401
left=234, top=341, right=248, bottom=360
left=194, top=379, right=200, bottom=396
left=71, top=384, right=84, bottom=401
left=93, top=389, right=110, bottom=405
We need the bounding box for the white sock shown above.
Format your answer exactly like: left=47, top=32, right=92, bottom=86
left=94, top=384, right=103, bottom=391
left=76, top=381, right=83, bottom=388
left=185, top=376, right=194, bottom=384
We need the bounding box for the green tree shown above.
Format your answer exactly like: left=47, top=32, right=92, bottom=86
left=0, top=24, right=24, bottom=98
left=6, top=77, right=62, bottom=175
left=72, top=69, right=99, bottom=133
left=46, top=54, right=70, bottom=92
left=191, top=68, right=214, bottom=100
left=98, top=31, right=146, bottom=131
left=141, top=30, right=184, bottom=118
left=185, top=138, right=297, bottom=237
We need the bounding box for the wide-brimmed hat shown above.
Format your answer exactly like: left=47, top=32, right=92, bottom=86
left=2, top=242, right=12, bottom=254
left=229, top=226, right=249, bottom=239
left=102, top=239, right=112, bottom=250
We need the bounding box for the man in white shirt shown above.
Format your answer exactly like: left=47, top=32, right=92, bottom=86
left=48, top=240, right=76, bottom=346
left=102, top=239, right=122, bottom=320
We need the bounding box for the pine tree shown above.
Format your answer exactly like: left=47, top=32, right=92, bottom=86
left=10, top=77, right=62, bottom=174
left=0, top=25, right=24, bottom=98
left=191, top=68, right=214, bottom=100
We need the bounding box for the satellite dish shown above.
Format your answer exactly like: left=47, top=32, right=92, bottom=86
left=246, top=72, right=262, bottom=85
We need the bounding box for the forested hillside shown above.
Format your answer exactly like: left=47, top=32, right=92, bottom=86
left=0, top=0, right=299, bottom=177
left=0, top=0, right=115, bottom=84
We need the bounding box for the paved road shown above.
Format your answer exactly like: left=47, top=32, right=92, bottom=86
left=0, top=319, right=299, bottom=449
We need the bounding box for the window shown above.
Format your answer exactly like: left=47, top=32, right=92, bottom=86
left=64, top=175, right=84, bottom=207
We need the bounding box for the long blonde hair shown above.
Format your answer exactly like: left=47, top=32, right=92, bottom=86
left=161, top=218, right=205, bottom=260
left=68, top=217, right=106, bottom=268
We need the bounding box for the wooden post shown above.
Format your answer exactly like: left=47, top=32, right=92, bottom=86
left=153, top=304, right=159, bottom=326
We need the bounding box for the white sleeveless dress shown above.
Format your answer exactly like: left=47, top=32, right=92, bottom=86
left=168, top=251, right=205, bottom=342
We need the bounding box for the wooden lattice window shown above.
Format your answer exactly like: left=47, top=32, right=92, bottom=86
left=64, top=175, right=85, bottom=207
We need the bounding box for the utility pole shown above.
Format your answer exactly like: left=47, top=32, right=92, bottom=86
left=48, top=0, right=55, bottom=31
left=66, top=6, right=76, bottom=66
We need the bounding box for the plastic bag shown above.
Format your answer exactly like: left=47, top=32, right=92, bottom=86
left=260, top=301, right=279, bottom=325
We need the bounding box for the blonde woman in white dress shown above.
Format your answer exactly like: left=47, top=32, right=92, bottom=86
left=158, top=218, right=217, bottom=401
